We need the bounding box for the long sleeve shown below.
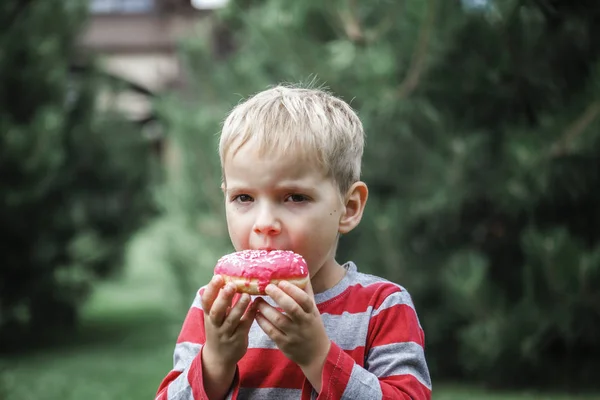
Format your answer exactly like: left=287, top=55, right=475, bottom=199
left=316, top=285, right=432, bottom=400
left=156, top=289, right=233, bottom=400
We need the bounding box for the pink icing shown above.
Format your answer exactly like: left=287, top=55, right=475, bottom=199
left=214, top=250, right=308, bottom=293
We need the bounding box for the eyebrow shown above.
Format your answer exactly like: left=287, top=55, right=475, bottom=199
left=225, top=182, right=315, bottom=193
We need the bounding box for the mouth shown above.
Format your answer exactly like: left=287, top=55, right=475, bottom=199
left=255, top=246, right=290, bottom=253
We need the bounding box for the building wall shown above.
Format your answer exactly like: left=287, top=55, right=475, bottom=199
left=80, top=5, right=213, bottom=91
left=78, top=1, right=224, bottom=158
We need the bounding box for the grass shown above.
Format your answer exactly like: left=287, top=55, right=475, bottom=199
left=432, top=385, right=599, bottom=400
left=0, top=283, right=183, bottom=400
left=1, top=232, right=598, bottom=399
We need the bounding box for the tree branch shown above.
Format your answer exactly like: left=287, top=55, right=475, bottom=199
left=338, top=0, right=365, bottom=44
left=397, top=0, right=437, bottom=99
left=4, top=0, right=34, bottom=32
left=550, top=101, right=600, bottom=157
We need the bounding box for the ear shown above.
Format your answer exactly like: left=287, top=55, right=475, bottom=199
left=338, top=181, right=368, bottom=234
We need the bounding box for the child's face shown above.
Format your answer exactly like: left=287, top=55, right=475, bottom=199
left=222, top=143, right=345, bottom=281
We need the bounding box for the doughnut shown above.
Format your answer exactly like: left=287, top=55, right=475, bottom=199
left=214, top=250, right=309, bottom=295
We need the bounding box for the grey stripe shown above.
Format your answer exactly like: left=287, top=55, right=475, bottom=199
left=169, top=342, right=237, bottom=400
left=190, top=291, right=203, bottom=310
left=166, top=366, right=194, bottom=399
left=367, top=341, right=431, bottom=389
left=339, top=363, right=383, bottom=399
left=347, top=270, right=390, bottom=287
left=248, top=321, right=277, bottom=349
left=371, top=289, right=416, bottom=317
left=174, top=342, right=202, bottom=371
left=166, top=343, right=202, bottom=399
left=237, top=387, right=302, bottom=399
left=248, top=310, right=372, bottom=351
left=322, top=311, right=370, bottom=350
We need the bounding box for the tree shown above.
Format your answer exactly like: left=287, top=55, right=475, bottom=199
left=159, top=0, right=600, bottom=388
left=0, top=0, right=156, bottom=348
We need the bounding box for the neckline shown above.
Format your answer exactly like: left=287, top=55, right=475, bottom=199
left=313, top=261, right=357, bottom=305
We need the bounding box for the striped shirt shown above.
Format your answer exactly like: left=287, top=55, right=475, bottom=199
left=156, top=262, right=432, bottom=399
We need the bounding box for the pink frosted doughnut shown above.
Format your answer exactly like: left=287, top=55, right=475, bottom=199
left=214, top=250, right=309, bottom=295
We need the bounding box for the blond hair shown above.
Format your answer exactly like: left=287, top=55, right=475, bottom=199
left=219, top=85, right=364, bottom=195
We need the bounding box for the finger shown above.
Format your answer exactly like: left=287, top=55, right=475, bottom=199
left=237, top=300, right=258, bottom=334
left=255, top=311, right=285, bottom=342
left=209, top=283, right=236, bottom=326
left=226, top=291, right=243, bottom=313
left=304, top=278, right=315, bottom=297
left=265, top=284, right=305, bottom=320
left=256, top=298, right=292, bottom=333
left=277, top=281, right=314, bottom=314
left=201, top=275, right=224, bottom=311
left=222, top=293, right=251, bottom=334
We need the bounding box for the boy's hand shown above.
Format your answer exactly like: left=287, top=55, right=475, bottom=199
left=201, top=275, right=256, bottom=366
left=200, top=275, right=257, bottom=398
left=255, top=279, right=330, bottom=392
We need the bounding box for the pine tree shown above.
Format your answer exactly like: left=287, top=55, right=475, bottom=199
left=159, top=0, right=600, bottom=387
left=0, top=0, right=156, bottom=347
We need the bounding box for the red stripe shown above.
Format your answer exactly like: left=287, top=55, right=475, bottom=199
left=319, top=342, right=355, bottom=398
left=189, top=350, right=207, bottom=399
left=317, top=282, right=403, bottom=315
left=239, top=348, right=305, bottom=388
left=368, top=304, right=425, bottom=348
left=380, top=374, right=431, bottom=400
left=155, top=389, right=168, bottom=400
left=155, top=370, right=182, bottom=398
left=177, top=306, right=206, bottom=344
left=344, top=346, right=366, bottom=365
left=238, top=346, right=365, bottom=391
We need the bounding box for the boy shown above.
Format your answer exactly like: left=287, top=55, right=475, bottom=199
left=156, top=85, right=431, bottom=399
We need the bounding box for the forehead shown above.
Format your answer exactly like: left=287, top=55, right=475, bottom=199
left=223, top=142, right=327, bottom=188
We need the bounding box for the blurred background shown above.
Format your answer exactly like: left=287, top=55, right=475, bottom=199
left=1, top=0, right=599, bottom=399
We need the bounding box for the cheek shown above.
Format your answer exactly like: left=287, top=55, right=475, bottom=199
left=227, top=224, right=247, bottom=250
left=295, top=221, right=337, bottom=252
left=226, top=215, right=238, bottom=232
left=225, top=209, right=245, bottom=237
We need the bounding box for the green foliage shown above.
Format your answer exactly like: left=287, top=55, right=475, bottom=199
left=148, top=97, right=231, bottom=304
left=158, top=0, right=600, bottom=388
left=0, top=0, right=156, bottom=347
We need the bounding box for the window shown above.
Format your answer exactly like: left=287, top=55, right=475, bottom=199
left=90, top=0, right=156, bottom=14
left=191, top=0, right=228, bottom=9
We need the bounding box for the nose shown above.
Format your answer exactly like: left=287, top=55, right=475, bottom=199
left=253, top=203, right=281, bottom=235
